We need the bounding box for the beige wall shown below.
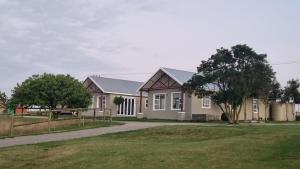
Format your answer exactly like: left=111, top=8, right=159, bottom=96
left=270, top=103, right=296, bottom=121
left=190, top=95, right=222, bottom=120
left=89, top=93, right=146, bottom=117
left=238, top=99, right=269, bottom=121
left=143, top=90, right=271, bottom=121
left=143, top=89, right=190, bottom=120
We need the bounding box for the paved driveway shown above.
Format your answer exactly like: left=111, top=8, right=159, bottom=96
left=0, top=122, right=165, bottom=148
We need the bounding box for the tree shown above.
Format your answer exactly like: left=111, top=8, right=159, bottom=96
left=183, top=44, right=275, bottom=124
left=282, top=79, right=300, bottom=103
left=11, top=73, right=91, bottom=109
left=113, top=96, right=124, bottom=113
left=0, top=91, right=7, bottom=111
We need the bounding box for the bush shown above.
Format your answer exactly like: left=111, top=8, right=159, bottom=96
left=221, top=113, right=229, bottom=121
left=296, top=116, right=300, bottom=121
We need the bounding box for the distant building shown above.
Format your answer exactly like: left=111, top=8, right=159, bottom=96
left=138, top=67, right=274, bottom=121
left=83, top=76, right=147, bottom=117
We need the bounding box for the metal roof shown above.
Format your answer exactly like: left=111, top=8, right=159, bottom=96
left=88, top=76, right=144, bottom=96
left=161, top=67, right=195, bottom=85
left=138, top=67, right=195, bottom=91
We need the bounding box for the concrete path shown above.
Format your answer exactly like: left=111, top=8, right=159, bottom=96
left=0, top=122, right=164, bottom=148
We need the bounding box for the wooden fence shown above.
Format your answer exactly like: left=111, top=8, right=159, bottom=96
left=0, top=108, right=112, bottom=137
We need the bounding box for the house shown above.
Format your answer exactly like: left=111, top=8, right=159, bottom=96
left=83, top=76, right=147, bottom=117
left=138, top=67, right=271, bottom=121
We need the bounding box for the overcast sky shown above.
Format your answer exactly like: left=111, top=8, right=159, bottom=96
left=0, top=0, right=299, bottom=96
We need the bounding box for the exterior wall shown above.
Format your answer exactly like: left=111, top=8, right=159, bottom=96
left=238, top=99, right=269, bottom=121
left=271, top=103, right=296, bottom=121
left=190, top=95, right=222, bottom=120
left=143, top=90, right=271, bottom=121
left=143, top=88, right=190, bottom=120
left=88, top=93, right=146, bottom=117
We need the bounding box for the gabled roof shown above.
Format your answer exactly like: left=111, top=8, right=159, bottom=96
left=162, top=67, right=195, bottom=85
left=87, top=76, right=144, bottom=96
left=138, top=67, right=195, bottom=91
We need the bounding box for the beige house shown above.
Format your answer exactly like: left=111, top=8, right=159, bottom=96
left=138, top=67, right=270, bottom=121
left=83, top=76, right=147, bottom=117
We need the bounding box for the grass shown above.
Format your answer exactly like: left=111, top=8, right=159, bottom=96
left=0, top=124, right=300, bottom=169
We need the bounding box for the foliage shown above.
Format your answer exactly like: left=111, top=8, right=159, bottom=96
left=221, top=113, right=229, bottom=121
left=0, top=91, right=7, bottom=110
left=113, top=96, right=124, bottom=110
left=11, top=73, right=91, bottom=109
left=282, top=79, right=300, bottom=103
left=183, top=44, right=275, bottom=123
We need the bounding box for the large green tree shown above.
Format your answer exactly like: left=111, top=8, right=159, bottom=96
left=183, top=44, right=275, bottom=124
left=11, top=73, right=91, bottom=109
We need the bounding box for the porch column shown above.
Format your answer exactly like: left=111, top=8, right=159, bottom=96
left=139, top=91, right=143, bottom=113
left=180, top=90, right=184, bottom=111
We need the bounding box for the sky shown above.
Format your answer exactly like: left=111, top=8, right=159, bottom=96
left=0, top=0, right=299, bottom=96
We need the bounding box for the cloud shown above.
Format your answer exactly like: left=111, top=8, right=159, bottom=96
left=0, top=0, right=166, bottom=95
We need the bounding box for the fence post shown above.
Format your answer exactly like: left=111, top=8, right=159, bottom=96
left=9, top=113, right=14, bottom=137
left=110, top=109, right=112, bottom=123
left=82, top=115, right=85, bottom=127
left=93, top=108, right=96, bottom=121
left=78, top=111, right=81, bottom=127
left=48, top=111, right=52, bottom=133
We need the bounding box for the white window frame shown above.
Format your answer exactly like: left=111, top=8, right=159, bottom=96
left=102, top=95, right=106, bottom=109
left=202, top=96, right=211, bottom=109
left=253, top=98, right=258, bottom=113
left=153, top=93, right=166, bottom=111
left=145, top=98, right=148, bottom=109
left=171, top=92, right=184, bottom=111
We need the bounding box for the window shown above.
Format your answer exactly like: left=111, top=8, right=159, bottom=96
left=91, top=96, right=95, bottom=108
left=253, top=99, right=258, bottom=113
left=102, top=95, right=106, bottom=109
left=202, top=96, right=211, bottom=109
left=145, top=99, right=148, bottom=109
left=153, top=93, right=166, bottom=110
left=171, top=92, right=183, bottom=110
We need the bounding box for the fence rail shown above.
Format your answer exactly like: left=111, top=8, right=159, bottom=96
left=0, top=108, right=112, bottom=138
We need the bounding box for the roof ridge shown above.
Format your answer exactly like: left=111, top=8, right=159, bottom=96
left=90, top=76, right=143, bottom=84
left=161, top=67, right=195, bottom=73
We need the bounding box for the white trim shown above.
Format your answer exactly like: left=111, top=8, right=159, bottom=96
left=137, top=68, right=163, bottom=91
left=252, top=98, right=258, bottom=113
left=202, top=96, right=211, bottom=109
left=138, top=67, right=194, bottom=91
left=145, top=98, right=148, bottom=109
left=171, top=92, right=184, bottom=111
left=161, top=67, right=184, bottom=85
left=102, top=95, right=106, bottom=109
left=96, top=96, right=99, bottom=108
left=153, top=93, right=166, bottom=111
left=88, top=76, right=105, bottom=92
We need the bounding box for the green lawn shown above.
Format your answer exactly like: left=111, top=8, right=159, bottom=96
left=0, top=125, right=300, bottom=169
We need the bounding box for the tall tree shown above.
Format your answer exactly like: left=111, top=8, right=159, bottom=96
left=183, top=44, right=275, bottom=124
left=11, top=73, right=91, bottom=109
left=282, top=79, right=300, bottom=103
